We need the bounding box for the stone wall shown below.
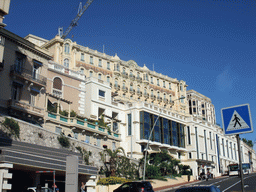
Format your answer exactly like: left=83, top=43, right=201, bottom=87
left=0, top=116, right=104, bottom=169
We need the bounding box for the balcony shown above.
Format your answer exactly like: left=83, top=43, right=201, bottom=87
left=157, top=97, right=162, bottom=102
left=129, top=88, right=135, bottom=95
left=114, top=84, right=120, bottom=91
left=122, top=86, right=128, bottom=92
left=114, top=66, right=120, bottom=75
left=129, top=74, right=135, bottom=80
left=150, top=95, right=156, bottom=100
left=46, top=112, right=121, bottom=140
left=136, top=76, right=142, bottom=82
left=121, top=72, right=128, bottom=78
left=8, top=99, right=44, bottom=117
left=10, top=65, right=47, bottom=86
left=143, top=78, right=149, bottom=85
left=137, top=91, right=142, bottom=97
left=144, top=93, right=149, bottom=98
left=163, top=98, right=168, bottom=103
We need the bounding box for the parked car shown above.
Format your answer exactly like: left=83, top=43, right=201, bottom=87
left=27, top=187, right=53, bottom=192
left=175, top=185, right=221, bottom=192
left=113, top=181, right=154, bottom=192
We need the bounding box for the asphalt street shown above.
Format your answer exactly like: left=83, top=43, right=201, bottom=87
left=165, top=172, right=256, bottom=192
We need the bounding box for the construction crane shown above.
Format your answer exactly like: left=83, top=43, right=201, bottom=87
left=60, top=0, right=94, bottom=39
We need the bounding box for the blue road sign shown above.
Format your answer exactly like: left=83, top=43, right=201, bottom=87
left=221, top=104, right=253, bottom=135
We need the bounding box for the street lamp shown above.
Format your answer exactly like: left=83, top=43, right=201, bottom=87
left=142, top=96, right=186, bottom=181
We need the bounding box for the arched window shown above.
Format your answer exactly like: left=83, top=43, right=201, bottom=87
left=64, top=43, right=70, bottom=54
left=89, top=71, right=93, bottom=77
left=157, top=91, right=160, bottom=98
left=53, top=77, right=62, bottom=97
left=98, top=73, right=102, bottom=80
left=169, top=95, right=172, bottom=102
left=64, top=59, right=69, bottom=68
left=151, top=90, right=153, bottom=96
left=107, top=76, right=110, bottom=83
left=130, top=83, right=133, bottom=91
left=164, top=93, right=166, bottom=99
left=79, top=68, right=84, bottom=74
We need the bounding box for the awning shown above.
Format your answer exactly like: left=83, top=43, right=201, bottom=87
left=31, top=87, right=40, bottom=93
left=33, top=59, right=43, bottom=66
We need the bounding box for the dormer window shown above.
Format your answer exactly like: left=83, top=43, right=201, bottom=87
left=64, top=43, right=70, bottom=54
left=180, top=83, right=183, bottom=91
left=163, top=81, right=166, bottom=88
left=157, top=79, right=160, bottom=86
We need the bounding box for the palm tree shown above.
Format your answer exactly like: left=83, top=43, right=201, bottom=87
left=102, top=147, right=126, bottom=176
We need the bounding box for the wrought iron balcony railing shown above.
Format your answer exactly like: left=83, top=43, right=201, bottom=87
left=10, top=65, right=47, bottom=86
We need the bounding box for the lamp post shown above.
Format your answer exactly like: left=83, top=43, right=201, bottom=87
left=142, top=96, right=186, bottom=181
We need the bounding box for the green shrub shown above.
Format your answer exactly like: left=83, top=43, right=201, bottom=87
left=3, top=118, right=20, bottom=138
left=97, top=177, right=130, bottom=185
left=59, top=110, right=68, bottom=117
left=57, top=134, right=70, bottom=148
left=47, top=105, right=57, bottom=113
left=77, top=115, right=86, bottom=120
left=70, top=110, right=77, bottom=117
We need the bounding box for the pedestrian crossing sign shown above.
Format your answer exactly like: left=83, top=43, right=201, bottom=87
left=221, top=104, right=253, bottom=135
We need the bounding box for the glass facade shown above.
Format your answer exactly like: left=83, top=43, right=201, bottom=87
left=140, top=111, right=185, bottom=148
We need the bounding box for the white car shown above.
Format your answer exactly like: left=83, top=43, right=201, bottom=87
left=27, top=187, right=53, bottom=192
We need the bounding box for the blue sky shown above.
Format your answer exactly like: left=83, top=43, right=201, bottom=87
left=5, top=0, right=256, bottom=150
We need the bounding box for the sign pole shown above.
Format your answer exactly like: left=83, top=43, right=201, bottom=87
left=236, top=134, right=245, bottom=192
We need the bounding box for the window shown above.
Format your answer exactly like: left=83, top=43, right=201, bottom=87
left=90, top=56, right=93, bottom=64
left=181, top=95, right=184, bottom=103
left=128, top=113, right=132, bottom=136
left=163, top=93, right=166, bottom=99
left=81, top=53, right=84, bottom=61
left=180, top=83, right=183, bottom=91
left=151, top=90, right=153, bottom=96
left=55, top=127, right=62, bottom=134
left=86, top=135, right=90, bottom=143
left=178, top=152, right=181, bottom=159
left=187, top=126, right=191, bottom=145
left=97, top=138, right=101, bottom=147
left=202, top=110, right=205, bottom=115
left=14, top=52, right=25, bottom=73
left=30, top=95, right=35, bottom=106
left=98, top=73, right=102, bottom=80
left=222, top=138, right=225, bottom=157
left=163, top=81, right=166, bottom=87
left=193, top=108, right=196, bottom=112
left=189, top=152, right=192, bottom=159
left=79, top=68, right=84, bottom=74
left=107, top=62, right=110, bottom=70
left=107, top=76, right=110, bottom=83
left=169, top=95, right=172, bottom=102
left=74, top=132, right=78, bottom=139
left=201, top=153, right=204, bottom=160
left=99, top=90, right=105, bottom=97
left=112, top=142, right=116, bottom=151
left=98, top=59, right=102, bottom=67
left=11, top=82, right=23, bottom=100
left=202, top=104, right=205, bottom=108
left=157, top=79, right=159, bottom=86
left=53, top=77, right=62, bottom=97
left=151, top=77, right=153, bottom=84
left=169, top=83, right=171, bottom=89
left=193, top=101, right=196, bottom=105
left=226, top=140, right=229, bottom=158
left=64, top=58, right=69, bottom=68
left=0, top=36, right=5, bottom=45
left=64, top=43, right=70, bottom=54
left=204, top=130, right=208, bottom=160
left=89, top=71, right=93, bottom=77
left=230, top=142, right=233, bottom=159
left=209, top=132, right=212, bottom=149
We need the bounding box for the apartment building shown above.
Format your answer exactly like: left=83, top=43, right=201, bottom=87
left=0, top=31, right=253, bottom=180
